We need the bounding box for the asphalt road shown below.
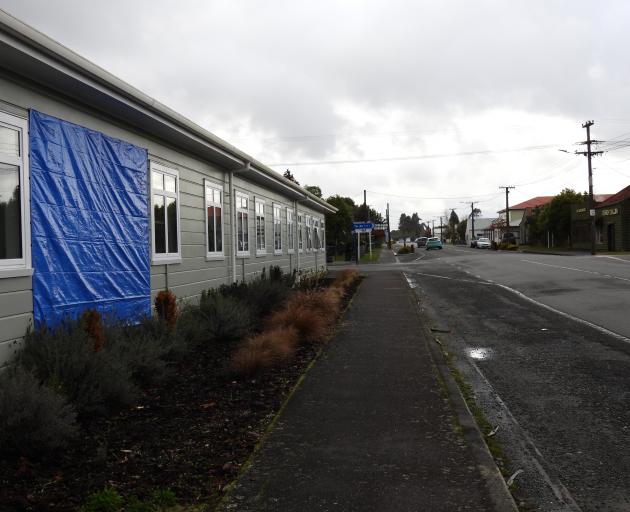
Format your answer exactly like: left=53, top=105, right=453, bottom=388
left=378, top=246, right=630, bottom=511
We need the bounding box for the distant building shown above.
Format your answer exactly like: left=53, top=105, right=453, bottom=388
left=466, top=217, right=495, bottom=242
left=572, top=186, right=630, bottom=251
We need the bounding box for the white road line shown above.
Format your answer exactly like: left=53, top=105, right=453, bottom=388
left=468, top=358, right=584, bottom=512
left=495, top=283, right=630, bottom=345
left=596, top=255, right=630, bottom=264
left=409, top=269, right=630, bottom=345
left=521, top=259, right=630, bottom=283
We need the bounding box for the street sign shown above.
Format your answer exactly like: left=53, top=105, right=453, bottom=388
left=352, top=222, right=374, bottom=232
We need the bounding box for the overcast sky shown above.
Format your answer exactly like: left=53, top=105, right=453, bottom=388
left=3, top=0, right=630, bottom=226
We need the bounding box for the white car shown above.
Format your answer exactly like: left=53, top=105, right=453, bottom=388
left=476, top=237, right=491, bottom=249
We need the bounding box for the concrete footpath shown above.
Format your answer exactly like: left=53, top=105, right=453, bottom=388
left=219, top=263, right=516, bottom=511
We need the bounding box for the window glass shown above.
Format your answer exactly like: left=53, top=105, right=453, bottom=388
left=0, top=163, right=21, bottom=259
left=207, top=205, right=216, bottom=252
left=164, top=174, right=176, bottom=193
left=152, top=170, right=164, bottom=190
left=0, top=126, right=19, bottom=158
left=153, top=194, right=166, bottom=253
left=167, top=197, right=178, bottom=253
left=216, top=206, right=223, bottom=252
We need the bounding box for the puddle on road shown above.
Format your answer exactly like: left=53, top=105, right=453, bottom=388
left=468, top=347, right=494, bottom=361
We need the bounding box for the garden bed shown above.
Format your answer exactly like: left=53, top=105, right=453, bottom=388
left=0, top=270, right=361, bottom=511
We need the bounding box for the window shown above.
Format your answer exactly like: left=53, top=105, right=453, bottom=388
left=236, top=193, right=249, bottom=255
left=255, top=199, right=266, bottom=255
left=151, top=163, right=180, bottom=263
left=297, top=213, right=304, bottom=252
left=320, top=219, right=326, bottom=250
left=205, top=181, right=223, bottom=258
left=0, top=111, right=30, bottom=275
left=313, top=218, right=320, bottom=251
left=273, top=203, right=282, bottom=254
left=306, top=215, right=312, bottom=251
left=287, top=209, right=295, bottom=253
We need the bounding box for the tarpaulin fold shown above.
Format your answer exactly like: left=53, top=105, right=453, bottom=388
left=30, top=110, right=150, bottom=326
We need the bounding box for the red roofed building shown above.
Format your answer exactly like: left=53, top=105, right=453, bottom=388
left=496, top=196, right=554, bottom=244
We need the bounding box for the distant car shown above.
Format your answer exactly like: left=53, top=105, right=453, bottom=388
left=426, top=237, right=443, bottom=250
left=476, top=237, right=491, bottom=249
left=416, top=237, right=428, bottom=247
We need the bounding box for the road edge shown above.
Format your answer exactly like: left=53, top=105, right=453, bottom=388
left=406, top=277, right=519, bottom=512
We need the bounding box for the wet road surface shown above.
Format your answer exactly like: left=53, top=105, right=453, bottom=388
left=398, top=247, right=630, bottom=511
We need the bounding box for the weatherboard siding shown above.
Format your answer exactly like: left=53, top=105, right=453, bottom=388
left=0, top=72, right=327, bottom=364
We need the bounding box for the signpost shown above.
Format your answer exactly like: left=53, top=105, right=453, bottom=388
left=352, top=222, right=374, bottom=263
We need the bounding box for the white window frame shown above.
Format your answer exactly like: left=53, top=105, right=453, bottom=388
left=255, top=198, right=266, bottom=256
left=204, top=179, right=224, bottom=260
left=150, top=162, right=181, bottom=264
left=287, top=209, right=295, bottom=253
left=236, top=192, right=250, bottom=257
left=305, top=215, right=312, bottom=252
left=0, top=111, right=31, bottom=278
left=297, top=212, right=304, bottom=253
left=273, top=203, right=282, bottom=255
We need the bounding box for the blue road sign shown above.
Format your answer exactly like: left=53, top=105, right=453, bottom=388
left=352, top=222, right=374, bottom=230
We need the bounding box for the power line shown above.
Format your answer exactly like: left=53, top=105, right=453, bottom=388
left=268, top=143, right=562, bottom=167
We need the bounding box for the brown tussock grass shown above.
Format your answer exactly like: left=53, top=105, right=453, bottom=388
left=231, top=326, right=298, bottom=376
left=266, top=303, right=329, bottom=344
left=331, top=269, right=359, bottom=290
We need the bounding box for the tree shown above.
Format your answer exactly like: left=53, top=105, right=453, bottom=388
left=529, top=189, right=586, bottom=246
left=457, top=218, right=467, bottom=242
left=304, top=185, right=322, bottom=198
left=472, top=207, right=482, bottom=218
left=325, top=195, right=355, bottom=255
left=283, top=169, right=299, bottom=185
left=446, top=209, right=460, bottom=242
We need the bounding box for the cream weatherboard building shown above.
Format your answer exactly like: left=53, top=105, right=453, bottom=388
left=0, top=10, right=335, bottom=365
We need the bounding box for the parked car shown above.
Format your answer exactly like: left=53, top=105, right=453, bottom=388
left=476, top=237, right=491, bottom=249
left=416, top=237, right=428, bottom=247
left=426, top=237, right=443, bottom=250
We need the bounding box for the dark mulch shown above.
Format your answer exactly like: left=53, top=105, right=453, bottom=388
left=0, top=278, right=361, bottom=512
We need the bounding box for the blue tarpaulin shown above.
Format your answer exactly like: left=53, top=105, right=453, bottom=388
left=30, top=110, right=150, bottom=326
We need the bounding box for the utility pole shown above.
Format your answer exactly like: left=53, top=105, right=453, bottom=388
left=432, top=219, right=435, bottom=237
left=460, top=201, right=476, bottom=241
left=386, top=203, right=391, bottom=249
left=499, top=186, right=515, bottom=239
left=363, top=189, right=371, bottom=256
left=439, top=216, right=443, bottom=241
left=576, top=121, right=603, bottom=255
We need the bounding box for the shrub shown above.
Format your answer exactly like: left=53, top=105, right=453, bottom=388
left=199, top=291, right=255, bottom=342
left=150, top=487, right=177, bottom=507
left=82, top=487, right=124, bottom=512
left=266, top=304, right=329, bottom=344
left=396, top=245, right=412, bottom=255
left=18, top=322, right=136, bottom=418
left=332, top=269, right=359, bottom=290
left=231, top=327, right=298, bottom=376
left=296, top=269, right=328, bottom=291
left=155, top=290, right=178, bottom=330
left=291, top=288, right=342, bottom=323
left=219, top=278, right=289, bottom=322
left=80, top=309, right=105, bottom=352
left=0, top=366, right=79, bottom=456
left=104, top=317, right=186, bottom=385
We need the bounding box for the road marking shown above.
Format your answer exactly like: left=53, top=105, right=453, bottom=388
left=409, top=269, right=630, bottom=345
left=495, top=283, right=630, bottom=345
left=467, top=357, right=584, bottom=512
left=521, top=259, right=630, bottom=283
left=596, top=255, right=630, bottom=264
